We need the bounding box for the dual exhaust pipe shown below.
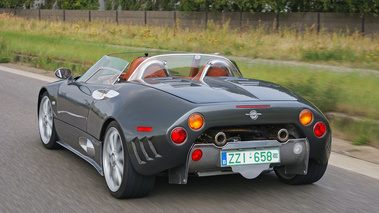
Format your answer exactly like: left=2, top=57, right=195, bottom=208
left=213, top=128, right=289, bottom=146
left=214, top=132, right=227, bottom=146
left=277, top=128, right=289, bottom=142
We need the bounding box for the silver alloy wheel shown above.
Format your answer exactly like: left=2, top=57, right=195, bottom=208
left=38, top=96, right=53, bottom=144
left=103, top=127, right=125, bottom=192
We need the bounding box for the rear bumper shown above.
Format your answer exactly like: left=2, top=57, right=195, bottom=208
left=169, top=139, right=309, bottom=184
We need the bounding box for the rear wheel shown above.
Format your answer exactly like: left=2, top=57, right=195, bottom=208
left=38, top=92, right=59, bottom=149
left=103, top=121, right=155, bottom=198
left=274, top=159, right=328, bottom=185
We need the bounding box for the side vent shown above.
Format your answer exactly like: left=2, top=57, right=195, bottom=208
left=131, top=137, right=161, bottom=164
left=79, top=137, right=95, bottom=157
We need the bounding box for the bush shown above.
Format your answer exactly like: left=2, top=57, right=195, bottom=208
left=301, top=48, right=358, bottom=62
left=329, top=116, right=378, bottom=148
left=0, top=37, right=10, bottom=63
left=285, top=78, right=339, bottom=112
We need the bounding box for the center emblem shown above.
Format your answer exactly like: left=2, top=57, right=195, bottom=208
left=246, top=110, right=262, bottom=120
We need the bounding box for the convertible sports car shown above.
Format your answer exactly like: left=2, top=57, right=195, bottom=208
left=38, top=53, right=331, bottom=198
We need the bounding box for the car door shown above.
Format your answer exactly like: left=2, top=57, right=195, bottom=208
left=56, top=67, right=122, bottom=131
left=56, top=80, right=102, bottom=131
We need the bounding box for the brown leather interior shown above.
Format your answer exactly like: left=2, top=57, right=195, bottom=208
left=192, top=60, right=211, bottom=81
left=119, top=73, right=128, bottom=81
left=207, top=67, right=229, bottom=77
left=192, top=60, right=230, bottom=81
left=120, top=57, right=148, bottom=81
left=143, top=65, right=168, bottom=78
left=121, top=57, right=231, bottom=82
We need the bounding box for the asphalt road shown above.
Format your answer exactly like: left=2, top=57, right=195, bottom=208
left=1, top=68, right=379, bottom=213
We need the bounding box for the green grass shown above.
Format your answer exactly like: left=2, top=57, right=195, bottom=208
left=0, top=30, right=152, bottom=73
left=1, top=30, right=378, bottom=120
left=237, top=61, right=379, bottom=146
left=237, top=61, right=379, bottom=119
left=330, top=116, right=379, bottom=148
left=0, top=13, right=378, bottom=69
left=0, top=31, right=140, bottom=66
left=0, top=36, right=10, bottom=63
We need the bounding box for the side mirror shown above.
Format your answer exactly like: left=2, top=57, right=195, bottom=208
left=55, top=68, right=72, bottom=80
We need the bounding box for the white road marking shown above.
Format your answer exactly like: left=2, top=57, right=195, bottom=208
left=329, top=152, right=379, bottom=180
left=1, top=65, right=379, bottom=180
left=0, top=65, right=56, bottom=83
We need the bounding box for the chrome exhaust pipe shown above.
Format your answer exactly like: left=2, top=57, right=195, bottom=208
left=214, top=132, right=227, bottom=146
left=277, top=129, right=289, bottom=142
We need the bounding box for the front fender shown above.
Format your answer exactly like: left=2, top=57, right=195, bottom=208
left=38, top=80, right=64, bottom=117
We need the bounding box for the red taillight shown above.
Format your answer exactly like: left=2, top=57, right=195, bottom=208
left=192, top=149, right=202, bottom=161
left=314, top=122, right=326, bottom=137
left=137, top=127, right=152, bottom=132
left=171, top=127, right=187, bottom=144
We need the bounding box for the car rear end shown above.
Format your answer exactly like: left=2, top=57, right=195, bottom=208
left=166, top=100, right=331, bottom=184
left=121, top=76, right=331, bottom=184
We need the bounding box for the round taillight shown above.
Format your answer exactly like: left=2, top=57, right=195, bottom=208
left=314, top=122, right=326, bottom=137
left=299, top=109, right=313, bottom=126
left=171, top=127, right=187, bottom=144
left=192, top=149, right=203, bottom=161
left=188, top=113, right=204, bottom=130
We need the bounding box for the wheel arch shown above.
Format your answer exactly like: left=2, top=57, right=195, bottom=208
left=38, top=81, right=62, bottom=117
left=100, top=117, right=117, bottom=142
left=101, top=119, right=155, bottom=198
left=37, top=88, right=48, bottom=116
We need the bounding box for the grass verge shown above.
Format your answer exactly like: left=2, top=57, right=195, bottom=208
left=326, top=113, right=379, bottom=148
left=0, top=13, right=378, bottom=69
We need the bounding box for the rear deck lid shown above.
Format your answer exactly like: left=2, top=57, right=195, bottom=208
left=135, top=77, right=297, bottom=103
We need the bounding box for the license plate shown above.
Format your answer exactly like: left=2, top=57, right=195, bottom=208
left=221, top=149, right=280, bottom=167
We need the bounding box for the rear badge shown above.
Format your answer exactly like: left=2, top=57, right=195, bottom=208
left=246, top=110, right=262, bottom=120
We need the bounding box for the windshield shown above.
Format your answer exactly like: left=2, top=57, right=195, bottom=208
left=77, top=55, right=129, bottom=83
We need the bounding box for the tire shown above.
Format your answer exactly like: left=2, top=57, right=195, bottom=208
left=102, top=121, right=155, bottom=199
left=274, top=159, right=328, bottom=185
left=38, top=92, right=59, bottom=149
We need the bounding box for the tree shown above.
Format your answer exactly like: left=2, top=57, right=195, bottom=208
left=56, top=0, right=99, bottom=10
left=178, top=0, right=378, bottom=15
left=105, top=0, right=144, bottom=10
left=122, top=0, right=144, bottom=10
left=1, top=0, right=377, bottom=16
left=104, top=0, right=177, bottom=11
left=178, top=0, right=238, bottom=13
left=146, top=0, right=177, bottom=11
left=327, top=0, right=379, bottom=16
left=0, top=0, right=34, bottom=8
left=37, top=0, right=55, bottom=9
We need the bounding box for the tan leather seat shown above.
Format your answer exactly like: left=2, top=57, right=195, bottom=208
left=120, top=57, right=148, bottom=81
left=192, top=60, right=230, bottom=81
left=143, top=65, right=168, bottom=78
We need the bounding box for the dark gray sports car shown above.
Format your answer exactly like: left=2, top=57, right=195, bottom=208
left=38, top=53, right=331, bottom=198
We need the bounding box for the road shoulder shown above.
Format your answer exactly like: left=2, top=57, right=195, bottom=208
left=329, top=152, right=379, bottom=180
